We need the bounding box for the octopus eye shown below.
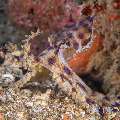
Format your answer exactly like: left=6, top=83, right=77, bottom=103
left=73, top=42, right=79, bottom=50
left=81, top=38, right=91, bottom=46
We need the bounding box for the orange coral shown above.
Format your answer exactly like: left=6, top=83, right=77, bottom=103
left=108, top=14, right=120, bottom=21
left=68, top=34, right=103, bottom=73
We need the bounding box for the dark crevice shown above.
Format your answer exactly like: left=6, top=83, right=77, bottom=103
left=28, top=8, right=35, bottom=15
left=0, top=56, right=5, bottom=65
left=80, top=73, right=105, bottom=94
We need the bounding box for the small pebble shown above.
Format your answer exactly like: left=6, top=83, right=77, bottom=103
left=1, top=73, right=15, bottom=85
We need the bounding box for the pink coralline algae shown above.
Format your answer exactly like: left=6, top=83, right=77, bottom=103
left=8, top=0, right=81, bottom=31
